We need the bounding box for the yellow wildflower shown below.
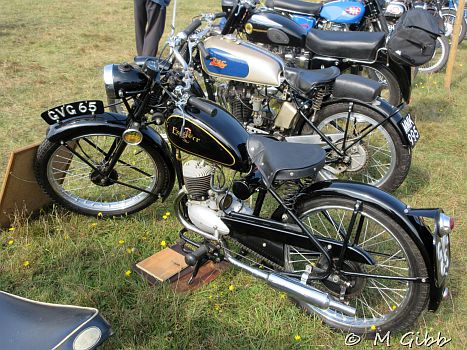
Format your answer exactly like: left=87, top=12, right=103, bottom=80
left=7, top=239, right=14, bottom=245
left=279, top=292, right=287, bottom=299
left=125, top=270, right=132, bottom=277
left=392, top=305, right=397, bottom=310
left=294, top=335, right=301, bottom=341
left=214, top=304, right=221, bottom=311
left=371, top=325, right=376, bottom=331
left=97, top=212, right=103, bottom=218
left=8, top=227, right=15, bottom=231
left=126, top=247, right=135, bottom=254
left=208, top=295, right=213, bottom=299
left=162, top=215, right=168, bottom=220
left=160, top=240, right=167, bottom=248
left=118, top=239, right=125, bottom=245
left=165, top=212, right=171, bottom=216
left=90, top=222, right=97, bottom=227
left=228, top=284, right=235, bottom=291
left=23, top=260, right=30, bottom=268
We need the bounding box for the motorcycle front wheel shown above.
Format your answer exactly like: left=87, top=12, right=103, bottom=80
left=285, top=195, right=429, bottom=335
left=418, top=36, right=450, bottom=74
left=34, top=132, right=171, bottom=216
left=441, top=9, right=466, bottom=44
left=297, top=102, right=411, bottom=192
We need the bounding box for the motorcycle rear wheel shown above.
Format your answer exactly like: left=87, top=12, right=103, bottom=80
left=285, top=195, right=429, bottom=335
left=297, top=102, right=411, bottom=192
left=418, top=36, right=450, bottom=74
left=34, top=132, right=171, bottom=216
left=441, top=9, right=466, bottom=44
left=342, top=64, right=402, bottom=106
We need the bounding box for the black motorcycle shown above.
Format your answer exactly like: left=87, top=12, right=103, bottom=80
left=33, top=20, right=452, bottom=335
left=220, top=0, right=412, bottom=106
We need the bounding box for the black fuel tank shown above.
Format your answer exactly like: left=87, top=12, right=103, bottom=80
left=166, top=101, right=250, bottom=172
left=246, top=10, right=306, bottom=47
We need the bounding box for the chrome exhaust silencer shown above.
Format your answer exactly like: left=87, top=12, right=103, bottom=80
left=225, top=253, right=356, bottom=317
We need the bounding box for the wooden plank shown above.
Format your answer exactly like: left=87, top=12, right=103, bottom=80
left=135, top=248, right=189, bottom=282
left=444, top=2, right=466, bottom=90
left=0, top=143, right=51, bottom=228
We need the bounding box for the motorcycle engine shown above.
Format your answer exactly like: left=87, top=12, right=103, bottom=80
left=182, top=160, right=252, bottom=236
left=318, top=21, right=349, bottom=32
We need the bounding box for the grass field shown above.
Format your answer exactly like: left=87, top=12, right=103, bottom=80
left=0, top=0, right=466, bottom=349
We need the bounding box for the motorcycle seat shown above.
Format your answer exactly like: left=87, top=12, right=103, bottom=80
left=333, top=74, right=382, bottom=102
left=265, top=0, right=323, bottom=16
left=247, top=134, right=326, bottom=187
left=306, top=29, right=387, bottom=61
left=284, top=66, right=340, bottom=95
left=0, top=291, right=111, bottom=350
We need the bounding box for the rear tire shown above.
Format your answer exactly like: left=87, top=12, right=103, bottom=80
left=419, top=36, right=450, bottom=74
left=441, top=9, right=466, bottom=44
left=287, top=195, right=430, bottom=335
left=343, top=64, right=402, bottom=106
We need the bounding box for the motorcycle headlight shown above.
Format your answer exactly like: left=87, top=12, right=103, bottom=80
left=103, top=64, right=116, bottom=99
left=103, top=63, right=149, bottom=100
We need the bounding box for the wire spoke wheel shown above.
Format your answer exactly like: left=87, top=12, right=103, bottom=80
left=35, top=132, right=171, bottom=216
left=317, top=113, right=395, bottom=186
left=284, top=197, right=429, bottom=334
left=418, top=36, right=450, bottom=73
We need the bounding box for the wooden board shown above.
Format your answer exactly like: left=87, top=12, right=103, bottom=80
left=133, top=243, right=230, bottom=292
left=0, top=143, right=52, bottom=228
left=135, top=247, right=189, bottom=282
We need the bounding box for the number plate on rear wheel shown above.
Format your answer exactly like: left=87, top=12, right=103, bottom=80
left=41, top=100, right=104, bottom=125
left=399, top=113, right=420, bottom=148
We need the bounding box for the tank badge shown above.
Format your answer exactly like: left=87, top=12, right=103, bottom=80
left=171, top=126, right=201, bottom=143
left=345, top=6, right=361, bottom=15
left=209, top=57, right=228, bottom=69
left=245, top=23, right=253, bottom=34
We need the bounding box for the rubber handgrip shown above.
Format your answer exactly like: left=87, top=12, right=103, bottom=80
left=188, top=97, right=218, bottom=117
left=182, top=19, right=202, bottom=36
left=184, top=245, right=209, bottom=266
left=214, top=12, right=226, bottom=19
left=198, top=43, right=210, bottom=60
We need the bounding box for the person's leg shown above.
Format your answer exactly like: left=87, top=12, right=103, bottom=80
left=142, top=2, right=166, bottom=56
left=134, top=0, right=148, bottom=56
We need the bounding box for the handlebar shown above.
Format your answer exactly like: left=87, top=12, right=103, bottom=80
left=182, top=19, right=202, bottom=37
left=188, top=96, right=218, bottom=117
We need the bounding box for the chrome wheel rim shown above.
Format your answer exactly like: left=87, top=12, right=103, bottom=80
left=47, top=134, right=158, bottom=212
left=285, top=204, right=413, bottom=329
left=419, top=37, right=447, bottom=72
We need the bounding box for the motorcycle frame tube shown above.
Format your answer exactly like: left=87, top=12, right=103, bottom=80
left=45, top=112, right=176, bottom=201
left=294, top=180, right=444, bottom=311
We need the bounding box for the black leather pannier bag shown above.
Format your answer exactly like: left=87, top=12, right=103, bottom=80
left=387, top=9, right=442, bottom=66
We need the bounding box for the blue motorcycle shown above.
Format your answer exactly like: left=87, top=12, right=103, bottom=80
left=266, top=0, right=390, bottom=33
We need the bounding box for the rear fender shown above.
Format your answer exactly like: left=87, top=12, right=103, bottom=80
left=46, top=112, right=176, bottom=201
left=296, top=180, right=443, bottom=311
left=387, top=57, right=412, bottom=103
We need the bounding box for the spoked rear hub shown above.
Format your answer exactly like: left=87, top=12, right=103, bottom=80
left=317, top=257, right=366, bottom=299
left=90, top=167, right=119, bottom=187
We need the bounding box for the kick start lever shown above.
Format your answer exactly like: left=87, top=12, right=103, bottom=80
left=185, top=245, right=209, bottom=285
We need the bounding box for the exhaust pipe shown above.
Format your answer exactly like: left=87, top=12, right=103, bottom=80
left=225, top=253, right=356, bottom=317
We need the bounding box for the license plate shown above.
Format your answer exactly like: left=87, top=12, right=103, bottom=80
left=399, top=113, right=420, bottom=148
left=41, top=100, right=104, bottom=125
left=434, top=229, right=450, bottom=287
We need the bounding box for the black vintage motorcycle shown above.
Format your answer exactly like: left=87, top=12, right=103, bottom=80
left=0, top=290, right=111, bottom=349
left=220, top=0, right=412, bottom=106
left=33, top=20, right=452, bottom=335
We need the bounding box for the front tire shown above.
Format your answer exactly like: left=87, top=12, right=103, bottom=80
left=296, top=102, right=411, bottom=192
left=34, top=131, right=171, bottom=216
left=286, top=195, right=430, bottom=335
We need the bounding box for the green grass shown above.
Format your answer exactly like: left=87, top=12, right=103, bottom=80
left=0, top=0, right=466, bottom=349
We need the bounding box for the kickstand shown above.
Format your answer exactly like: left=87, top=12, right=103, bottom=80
left=187, top=257, right=206, bottom=285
